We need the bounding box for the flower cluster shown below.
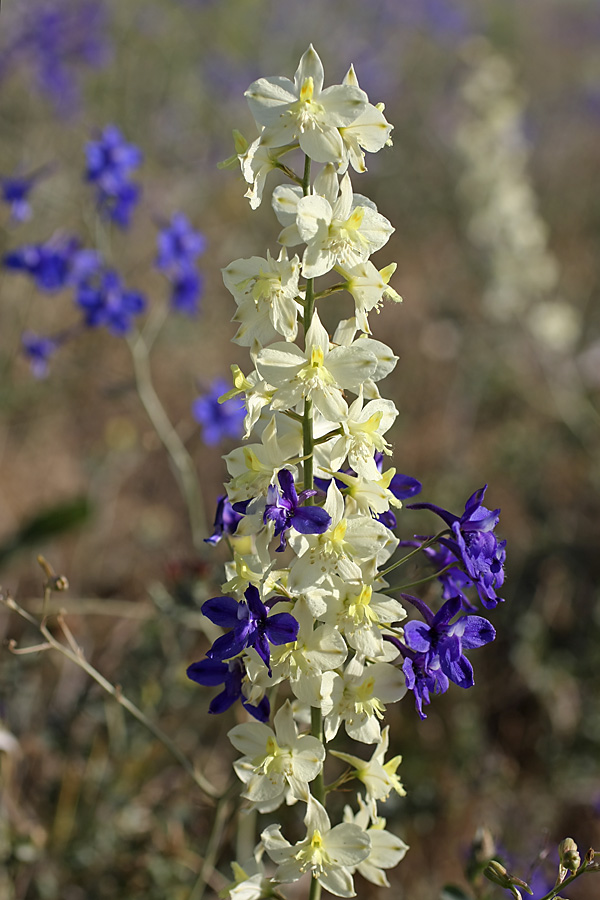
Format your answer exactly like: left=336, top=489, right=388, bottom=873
left=85, top=124, right=142, bottom=227
left=184, top=45, right=505, bottom=898
left=155, top=213, right=206, bottom=314
left=4, top=126, right=209, bottom=381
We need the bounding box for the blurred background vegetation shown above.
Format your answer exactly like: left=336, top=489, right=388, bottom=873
left=0, top=0, right=599, bottom=898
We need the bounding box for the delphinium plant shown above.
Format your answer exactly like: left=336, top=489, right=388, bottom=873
left=3, top=38, right=597, bottom=900
left=185, top=45, right=506, bottom=899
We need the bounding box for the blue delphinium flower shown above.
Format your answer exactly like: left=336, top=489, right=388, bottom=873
left=401, top=650, right=450, bottom=720
left=21, top=332, right=59, bottom=378
left=0, top=1, right=111, bottom=114
left=85, top=125, right=142, bottom=227
left=202, top=584, right=299, bottom=675
left=156, top=213, right=206, bottom=271
left=205, top=495, right=244, bottom=545
left=264, top=469, right=332, bottom=551
left=1, top=174, right=36, bottom=222
left=192, top=377, right=245, bottom=445
left=186, top=657, right=269, bottom=721
left=156, top=214, right=206, bottom=315
left=170, top=268, right=204, bottom=315
left=409, top=485, right=506, bottom=608
left=402, top=594, right=495, bottom=688
left=3, top=235, right=82, bottom=291
left=76, top=269, right=146, bottom=335
left=386, top=593, right=495, bottom=718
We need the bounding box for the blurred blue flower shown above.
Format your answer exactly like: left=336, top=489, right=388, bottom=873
left=0, top=1, right=111, bottom=114
left=192, top=378, right=245, bottom=445
left=85, top=125, right=142, bottom=227
left=170, top=267, right=204, bottom=315
left=21, top=332, right=59, bottom=378
left=3, top=235, right=81, bottom=291
left=1, top=174, right=36, bottom=222
left=156, top=214, right=206, bottom=315
left=76, top=270, right=146, bottom=335
left=156, top=213, right=206, bottom=272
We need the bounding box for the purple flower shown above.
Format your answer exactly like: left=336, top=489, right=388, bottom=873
left=402, top=652, right=450, bottom=720
left=21, top=332, right=58, bottom=378
left=192, top=378, right=245, bottom=445
left=85, top=125, right=142, bottom=227
left=202, top=584, right=299, bottom=675
left=205, top=495, right=243, bottom=546
left=76, top=269, right=146, bottom=335
left=170, top=267, right=203, bottom=315
left=1, top=175, right=35, bottom=222
left=156, top=213, right=206, bottom=272
left=386, top=593, right=495, bottom=718
left=264, top=469, right=332, bottom=551
left=156, top=214, right=206, bottom=315
left=402, top=594, right=495, bottom=689
left=186, top=657, right=269, bottom=721
left=3, top=235, right=81, bottom=291
left=408, top=486, right=506, bottom=608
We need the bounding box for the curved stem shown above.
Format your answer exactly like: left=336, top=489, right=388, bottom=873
left=127, top=328, right=208, bottom=549
left=1, top=590, right=220, bottom=800
left=379, top=530, right=449, bottom=579
left=383, top=563, right=456, bottom=594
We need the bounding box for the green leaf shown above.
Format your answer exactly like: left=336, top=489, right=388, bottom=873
left=0, top=497, right=92, bottom=566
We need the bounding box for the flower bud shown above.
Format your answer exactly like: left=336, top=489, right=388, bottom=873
left=483, top=860, right=533, bottom=897
left=558, top=837, right=580, bottom=873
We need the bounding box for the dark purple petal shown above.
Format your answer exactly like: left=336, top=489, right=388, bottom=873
left=407, top=500, right=458, bottom=528
left=291, top=505, right=331, bottom=535
left=244, top=584, right=267, bottom=620
left=201, top=595, right=241, bottom=628
left=440, top=644, right=474, bottom=688
left=462, top=486, right=487, bottom=520
left=277, top=468, right=298, bottom=505
left=207, top=629, right=248, bottom=661
left=431, top=596, right=462, bottom=630
left=390, top=473, right=422, bottom=500
left=401, top=593, right=435, bottom=625
left=455, top=616, right=496, bottom=649
left=254, top=632, right=272, bottom=672
left=243, top=695, right=270, bottom=722
left=264, top=612, right=299, bottom=646
left=377, top=510, right=397, bottom=529
left=186, top=658, right=228, bottom=686
left=209, top=684, right=240, bottom=714
left=402, top=620, right=432, bottom=654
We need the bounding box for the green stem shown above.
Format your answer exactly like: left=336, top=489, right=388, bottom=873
left=537, top=862, right=599, bottom=900
left=379, top=530, right=449, bottom=579
left=383, top=563, right=455, bottom=594
left=310, top=707, right=325, bottom=806
left=302, top=154, right=315, bottom=498
left=308, top=874, right=322, bottom=900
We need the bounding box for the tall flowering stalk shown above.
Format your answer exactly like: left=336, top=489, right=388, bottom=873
left=188, top=46, right=504, bottom=899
